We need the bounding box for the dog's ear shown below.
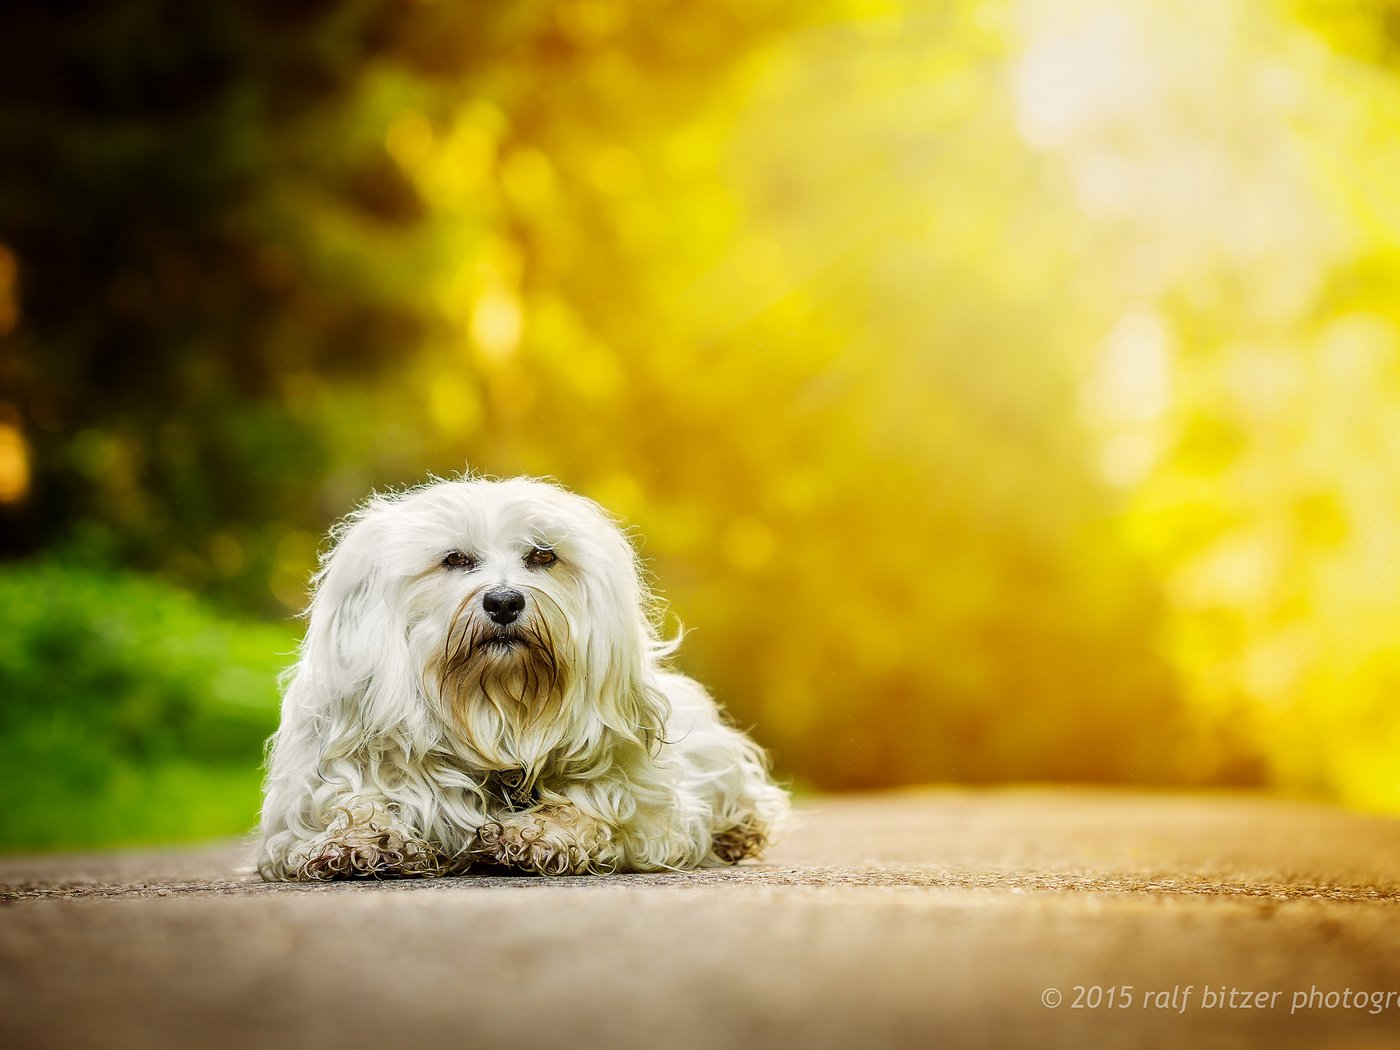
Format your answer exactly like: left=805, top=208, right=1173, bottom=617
left=574, top=503, right=671, bottom=752
left=291, top=499, right=421, bottom=748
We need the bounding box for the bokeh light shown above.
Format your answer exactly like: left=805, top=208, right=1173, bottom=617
left=4, top=0, right=1400, bottom=848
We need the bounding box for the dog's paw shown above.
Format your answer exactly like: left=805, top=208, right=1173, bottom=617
left=468, top=812, right=612, bottom=876
left=468, top=820, right=587, bottom=876
left=710, top=819, right=768, bottom=864
left=294, top=825, right=442, bottom=881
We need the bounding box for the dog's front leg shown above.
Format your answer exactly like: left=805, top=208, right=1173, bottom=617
left=460, top=737, right=708, bottom=874
left=467, top=805, right=618, bottom=876
left=260, top=796, right=447, bottom=881
left=548, top=737, right=782, bottom=872
left=299, top=801, right=444, bottom=880
left=465, top=752, right=718, bottom=875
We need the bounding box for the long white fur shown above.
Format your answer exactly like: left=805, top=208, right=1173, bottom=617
left=257, top=475, right=789, bottom=879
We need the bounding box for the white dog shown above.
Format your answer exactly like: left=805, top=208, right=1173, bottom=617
left=258, top=475, right=788, bottom=879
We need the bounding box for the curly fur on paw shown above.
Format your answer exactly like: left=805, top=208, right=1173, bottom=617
left=710, top=820, right=768, bottom=864
left=294, top=826, right=443, bottom=881
left=468, top=819, right=596, bottom=876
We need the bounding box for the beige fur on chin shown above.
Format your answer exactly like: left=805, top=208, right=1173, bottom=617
left=257, top=475, right=789, bottom=880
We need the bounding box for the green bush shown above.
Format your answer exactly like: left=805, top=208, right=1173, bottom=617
left=0, top=562, right=299, bottom=851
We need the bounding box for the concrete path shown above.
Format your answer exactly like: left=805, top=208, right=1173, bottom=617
left=2, top=788, right=1399, bottom=1049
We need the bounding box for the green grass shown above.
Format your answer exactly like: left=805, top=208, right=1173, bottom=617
left=1, top=759, right=267, bottom=852
left=0, top=561, right=300, bottom=852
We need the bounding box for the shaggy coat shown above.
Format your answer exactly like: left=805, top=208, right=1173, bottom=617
left=258, top=476, right=788, bottom=879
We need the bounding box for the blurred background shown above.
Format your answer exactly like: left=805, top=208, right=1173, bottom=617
left=4, top=0, right=1400, bottom=851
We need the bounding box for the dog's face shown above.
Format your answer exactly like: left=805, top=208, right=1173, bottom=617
left=301, top=477, right=666, bottom=769
left=398, top=479, right=624, bottom=720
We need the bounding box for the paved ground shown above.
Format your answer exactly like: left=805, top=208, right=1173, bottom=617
left=2, top=788, right=1399, bottom=1049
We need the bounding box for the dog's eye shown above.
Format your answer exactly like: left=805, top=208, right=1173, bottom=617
left=442, top=550, right=477, bottom=570
left=525, top=546, right=557, bottom=568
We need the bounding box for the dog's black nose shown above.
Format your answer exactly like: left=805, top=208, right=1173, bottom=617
left=482, top=587, right=526, bottom=626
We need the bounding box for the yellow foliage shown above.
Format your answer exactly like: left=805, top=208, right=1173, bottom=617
left=145, top=0, right=1400, bottom=803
